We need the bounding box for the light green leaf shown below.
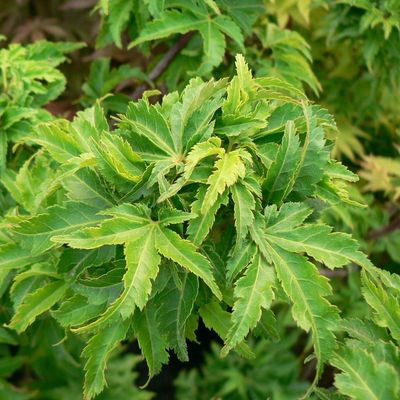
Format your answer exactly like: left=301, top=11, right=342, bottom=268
left=268, top=245, right=339, bottom=381
left=8, top=280, right=67, bottom=333
left=82, top=319, right=130, bottom=400
left=202, top=149, right=248, bottom=212
left=361, top=271, right=400, bottom=342
left=13, top=202, right=105, bottom=256
left=133, top=303, right=169, bottom=379
left=187, top=186, right=228, bottom=246
left=155, top=226, right=222, bottom=299
left=332, top=347, right=400, bottom=400
left=222, top=253, right=275, bottom=356
left=264, top=120, right=301, bottom=204
left=231, top=182, right=255, bottom=250
left=53, top=203, right=151, bottom=249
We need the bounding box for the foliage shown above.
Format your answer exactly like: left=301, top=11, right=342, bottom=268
left=1, top=0, right=400, bottom=399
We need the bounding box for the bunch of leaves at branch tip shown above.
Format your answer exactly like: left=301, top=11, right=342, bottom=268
left=0, top=39, right=83, bottom=175
left=96, top=0, right=263, bottom=75
left=1, top=53, right=399, bottom=399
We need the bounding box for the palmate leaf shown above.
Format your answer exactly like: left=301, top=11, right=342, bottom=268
left=54, top=203, right=221, bottom=333
left=222, top=252, right=275, bottom=356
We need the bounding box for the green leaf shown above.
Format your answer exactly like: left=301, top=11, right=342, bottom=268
left=202, top=149, right=248, bottom=212
left=121, top=99, right=177, bottom=160
left=187, top=186, right=228, bottom=246
left=8, top=280, right=67, bottom=333
left=132, top=303, right=169, bottom=379
left=82, top=319, right=130, bottom=400
left=222, top=253, right=275, bottom=356
left=199, top=300, right=254, bottom=359
left=183, top=137, right=223, bottom=179
left=155, top=226, right=222, bottom=299
left=52, top=295, right=106, bottom=328
left=53, top=203, right=151, bottom=249
left=332, top=347, right=400, bottom=400
left=226, top=241, right=257, bottom=283
left=131, top=10, right=244, bottom=75
left=108, top=0, right=134, bottom=48
left=13, top=202, right=105, bottom=255
left=156, top=271, right=199, bottom=360
left=263, top=120, right=301, bottom=204
left=231, top=182, right=255, bottom=250
left=266, top=223, right=372, bottom=270
left=268, top=245, right=340, bottom=381
left=0, top=243, right=43, bottom=271
left=361, top=271, right=400, bottom=342
left=114, top=229, right=161, bottom=313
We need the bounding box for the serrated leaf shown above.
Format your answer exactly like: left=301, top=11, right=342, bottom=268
left=222, top=252, right=275, bottom=356
left=82, top=319, right=130, bottom=400
left=52, top=295, right=106, bottom=328
left=263, top=120, right=301, bottom=204
left=268, top=245, right=340, bottom=381
left=156, top=271, right=199, bottom=360
left=332, top=347, right=400, bottom=400
left=0, top=243, right=44, bottom=271
left=8, top=280, right=67, bottom=333
left=226, top=240, right=257, bottom=283
left=231, top=182, right=255, bottom=250
left=132, top=303, right=169, bottom=379
left=199, top=300, right=254, bottom=359
left=202, top=149, right=247, bottom=212
left=361, top=271, right=400, bottom=342
left=187, top=186, right=228, bottom=246
left=121, top=99, right=177, bottom=160
left=266, top=223, right=371, bottom=270
left=13, top=202, right=105, bottom=256
left=155, top=226, right=222, bottom=299
left=131, top=10, right=244, bottom=75
left=53, top=203, right=151, bottom=249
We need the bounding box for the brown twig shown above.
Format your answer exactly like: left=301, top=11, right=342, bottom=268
left=132, top=32, right=195, bottom=100
left=367, top=215, right=400, bottom=240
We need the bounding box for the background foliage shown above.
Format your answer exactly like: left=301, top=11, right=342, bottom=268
left=1, top=1, right=400, bottom=399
